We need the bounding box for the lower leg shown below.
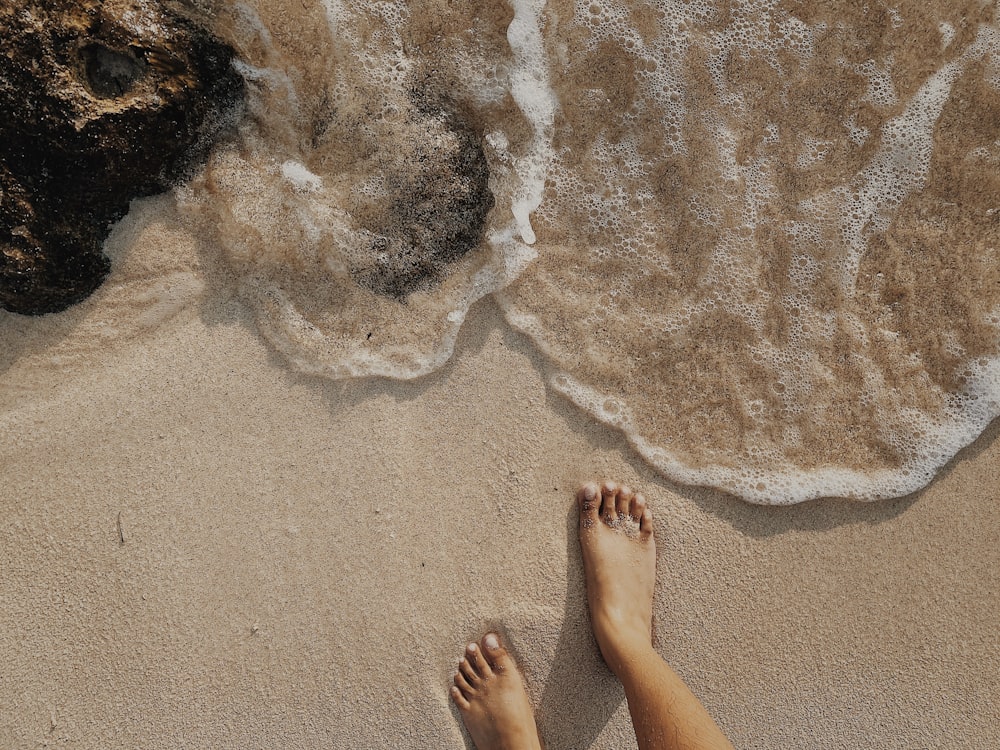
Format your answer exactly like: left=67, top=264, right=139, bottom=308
left=578, top=481, right=733, bottom=750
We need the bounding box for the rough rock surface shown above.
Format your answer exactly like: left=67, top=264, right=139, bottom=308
left=0, top=0, right=243, bottom=315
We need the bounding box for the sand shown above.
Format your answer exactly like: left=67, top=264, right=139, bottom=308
left=1, top=283, right=998, bottom=749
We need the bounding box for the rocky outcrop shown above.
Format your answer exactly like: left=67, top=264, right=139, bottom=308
left=0, top=0, right=243, bottom=315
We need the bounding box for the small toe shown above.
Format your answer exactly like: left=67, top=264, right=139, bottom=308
left=639, top=507, right=654, bottom=539
left=481, top=632, right=515, bottom=674
left=616, top=486, right=633, bottom=517
left=600, top=481, right=619, bottom=523
left=450, top=685, right=471, bottom=710
left=454, top=670, right=475, bottom=697
left=577, top=483, right=600, bottom=526
left=459, top=656, right=480, bottom=685
left=466, top=641, right=493, bottom=679
left=630, top=493, right=646, bottom=521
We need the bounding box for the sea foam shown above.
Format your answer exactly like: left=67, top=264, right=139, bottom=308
left=495, top=0, right=1000, bottom=502
left=169, top=1, right=1000, bottom=501
left=176, top=0, right=538, bottom=379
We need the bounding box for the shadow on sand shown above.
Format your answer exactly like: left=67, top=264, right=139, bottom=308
left=535, top=499, right=626, bottom=749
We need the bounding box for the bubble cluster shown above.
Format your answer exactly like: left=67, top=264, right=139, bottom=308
left=178, top=0, right=546, bottom=379
left=163, top=0, right=1000, bottom=503
left=500, top=0, right=1000, bottom=503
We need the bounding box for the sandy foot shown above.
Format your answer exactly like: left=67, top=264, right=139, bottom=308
left=577, top=480, right=657, bottom=671
left=451, top=633, right=543, bottom=750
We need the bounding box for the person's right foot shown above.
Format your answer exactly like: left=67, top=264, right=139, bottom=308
left=577, top=480, right=657, bottom=673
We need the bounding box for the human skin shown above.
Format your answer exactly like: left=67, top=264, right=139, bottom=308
left=450, top=480, right=734, bottom=750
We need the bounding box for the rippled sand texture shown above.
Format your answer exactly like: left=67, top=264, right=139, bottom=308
left=82, top=0, right=1000, bottom=504
left=499, top=1, right=1000, bottom=502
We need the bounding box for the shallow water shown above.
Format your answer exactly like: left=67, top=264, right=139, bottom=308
left=4, top=0, right=1000, bottom=503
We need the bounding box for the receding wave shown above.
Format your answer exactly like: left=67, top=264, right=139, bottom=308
left=6, top=0, right=999, bottom=504
left=497, top=0, right=1000, bottom=502
left=177, top=0, right=549, bottom=378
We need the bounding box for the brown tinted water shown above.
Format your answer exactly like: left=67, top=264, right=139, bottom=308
left=6, top=0, right=1000, bottom=503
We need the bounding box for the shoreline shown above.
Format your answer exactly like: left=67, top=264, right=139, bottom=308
left=2, top=296, right=997, bottom=748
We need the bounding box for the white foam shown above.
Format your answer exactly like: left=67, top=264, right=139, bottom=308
left=500, top=7, right=1000, bottom=503
left=171, top=0, right=556, bottom=383
left=823, top=56, right=964, bottom=289
left=506, top=0, right=558, bottom=245
left=159, top=2, right=1000, bottom=503
left=545, top=363, right=1000, bottom=505
left=939, top=22, right=956, bottom=49
left=280, top=160, right=323, bottom=192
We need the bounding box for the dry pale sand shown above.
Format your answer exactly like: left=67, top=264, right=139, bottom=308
left=1, top=262, right=999, bottom=748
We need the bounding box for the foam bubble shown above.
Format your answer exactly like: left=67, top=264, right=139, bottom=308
left=499, top=1, right=1000, bottom=503
left=69, top=0, right=999, bottom=505
left=176, top=0, right=542, bottom=380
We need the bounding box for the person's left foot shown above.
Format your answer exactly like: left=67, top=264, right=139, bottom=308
left=451, top=633, right=543, bottom=750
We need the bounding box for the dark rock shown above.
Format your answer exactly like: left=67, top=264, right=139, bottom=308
left=0, top=0, right=244, bottom=315
left=351, top=90, right=495, bottom=298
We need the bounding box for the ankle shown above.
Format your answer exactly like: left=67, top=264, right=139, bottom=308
left=498, top=727, right=543, bottom=750
left=595, top=624, right=655, bottom=677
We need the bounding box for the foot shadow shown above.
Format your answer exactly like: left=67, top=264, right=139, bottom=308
left=536, top=502, right=625, bottom=749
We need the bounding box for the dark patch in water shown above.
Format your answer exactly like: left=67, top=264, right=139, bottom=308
left=0, top=0, right=244, bottom=316
left=352, top=91, right=495, bottom=298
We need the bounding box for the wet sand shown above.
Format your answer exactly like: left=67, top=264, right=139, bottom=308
left=1, top=292, right=998, bottom=748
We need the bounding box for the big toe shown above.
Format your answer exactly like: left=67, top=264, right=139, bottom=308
left=577, top=482, right=600, bottom=527
left=481, top=632, right=515, bottom=674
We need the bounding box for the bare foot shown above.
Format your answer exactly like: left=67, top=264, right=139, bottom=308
left=450, top=633, right=543, bottom=750
left=577, top=480, right=657, bottom=674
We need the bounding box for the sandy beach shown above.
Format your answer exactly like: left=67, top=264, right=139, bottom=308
left=2, top=282, right=998, bottom=748
left=3, top=3, right=1000, bottom=745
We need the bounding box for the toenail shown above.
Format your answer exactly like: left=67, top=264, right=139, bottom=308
left=468, top=643, right=477, bottom=652
left=583, top=485, right=596, bottom=501
left=484, top=633, right=499, bottom=650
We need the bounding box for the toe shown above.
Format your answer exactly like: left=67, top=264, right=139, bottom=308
left=578, top=483, right=600, bottom=527
left=481, top=632, right=515, bottom=674
left=616, top=485, right=633, bottom=518
left=466, top=641, right=493, bottom=679
left=630, top=492, right=646, bottom=521
left=459, top=656, right=480, bottom=685
left=600, top=481, right=619, bottom=524
left=450, top=685, right=471, bottom=710
left=639, top=507, right=654, bottom=539
left=454, top=669, right=475, bottom=697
